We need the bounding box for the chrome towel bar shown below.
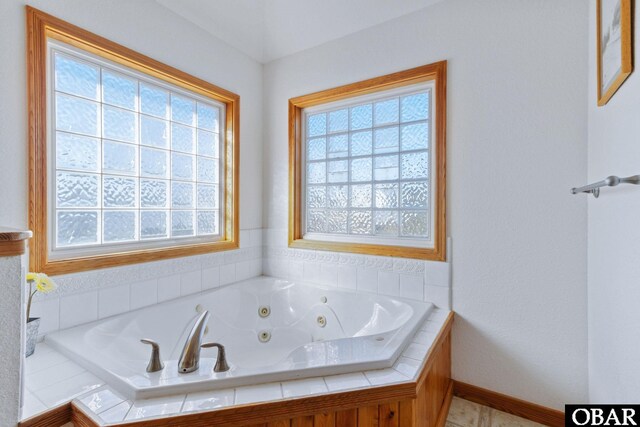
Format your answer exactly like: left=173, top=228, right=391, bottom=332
left=571, top=175, right=640, bottom=198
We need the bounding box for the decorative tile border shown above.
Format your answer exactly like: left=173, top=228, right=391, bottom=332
left=263, top=229, right=452, bottom=308
left=29, top=229, right=263, bottom=337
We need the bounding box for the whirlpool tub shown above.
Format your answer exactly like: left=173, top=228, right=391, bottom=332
left=46, top=276, right=432, bottom=399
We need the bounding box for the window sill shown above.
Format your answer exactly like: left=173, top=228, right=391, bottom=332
left=288, top=237, right=445, bottom=261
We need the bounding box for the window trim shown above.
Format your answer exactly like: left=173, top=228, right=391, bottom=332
left=27, top=7, right=240, bottom=275
left=288, top=62, right=446, bottom=261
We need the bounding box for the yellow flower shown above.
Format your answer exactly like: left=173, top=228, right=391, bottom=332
left=27, top=272, right=57, bottom=294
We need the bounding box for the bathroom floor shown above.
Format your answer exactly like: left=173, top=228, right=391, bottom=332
left=446, top=397, right=546, bottom=427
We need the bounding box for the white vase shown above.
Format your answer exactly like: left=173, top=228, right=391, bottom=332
left=25, top=317, right=40, bottom=357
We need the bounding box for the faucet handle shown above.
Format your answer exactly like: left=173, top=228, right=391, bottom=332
left=141, top=339, right=164, bottom=373
left=201, top=342, right=230, bottom=372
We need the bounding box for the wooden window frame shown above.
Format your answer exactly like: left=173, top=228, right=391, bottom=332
left=27, top=7, right=240, bottom=275
left=288, top=62, right=447, bottom=261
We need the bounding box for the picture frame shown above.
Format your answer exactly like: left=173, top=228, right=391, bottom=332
left=597, top=0, right=633, bottom=106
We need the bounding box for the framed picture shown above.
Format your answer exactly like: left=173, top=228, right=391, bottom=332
left=597, top=0, right=633, bottom=106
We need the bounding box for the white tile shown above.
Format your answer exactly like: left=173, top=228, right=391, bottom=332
left=262, top=258, right=273, bottom=276
left=364, top=369, right=409, bottom=386
left=402, top=343, right=429, bottom=360
left=303, top=262, right=321, bottom=283
left=26, top=359, right=85, bottom=392
left=21, top=390, right=47, bottom=420
left=78, top=387, right=124, bottom=414
left=421, top=320, right=442, bottom=333
left=490, top=408, right=546, bottom=427
left=281, top=378, right=328, bottom=398
left=235, top=383, right=283, bottom=404
left=251, top=258, right=263, bottom=276
left=201, top=267, right=220, bottom=291
left=182, top=388, right=234, bottom=413
left=447, top=397, right=481, bottom=427
left=29, top=298, right=60, bottom=336
left=319, top=264, right=338, bottom=286
left=412, top=331, right=437, bottom=347
left=239, top=230, right=251, bottom=248
left=424, top=284, right=451, bottom=309
left=99, top=400, right=132, bottom=424
left=130, top=279, right=158, bottom=310
left=34, top=371, right=104, bottom=407
left=424, top=260, right=450, bottom=287
left=393, top=356, right=422, bottom=379
left=157, top=274, right=181, bottom=302
left=236, top=259, right=261, bottom=281
left=399, top=274, right=423, bottom=301
left=251, top=229, right=263, bottom=247
left=25, top=345, right=69, bottom=375
left=378, top=271, right=400, bottom=296
left=289, top=260, right=304, bottom=281
left=220, top=263, right=236, bottom=285
left=265, top=257, right=288, bottom=279
left=98, top=284, right=130, bottom=319
left=324, top=373, right=370, bottom=391
left=125, top=395, right=185, bottom=420
left=59, top=291, right=98, bottom=329
left=30, top=342, right=55, bottom=356
left=429, top=308, right=449, bottom=323
left=356, top=268, right=377, bottom=293
left=337, top=265, right=357, bottom=289
left=180, top=270, right=202, bottom=296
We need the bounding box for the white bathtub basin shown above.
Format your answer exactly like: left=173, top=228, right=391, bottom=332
left=46, top=276, right=432, bottom=399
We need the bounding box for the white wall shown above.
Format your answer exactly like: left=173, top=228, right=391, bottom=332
left=263, top=0, right=589, bottom=409
left=0, top=0, right=263, bottom=231
left=587, top=2, right=640, bottom=402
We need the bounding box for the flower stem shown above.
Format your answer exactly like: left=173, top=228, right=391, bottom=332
left=26, top=282, right=36, bottom=322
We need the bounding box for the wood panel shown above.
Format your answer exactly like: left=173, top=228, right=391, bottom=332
left=18, top=403, right=71, bottom=427
left=453, top=381, right=564, bottom=427
left=291, top=416, right=314, bottom=427
left=0, top=240, right=27, bottom=257
left=0, top=228, right=31, bottom=256
left=71, top=404, right=95, bottom=427
left=336, top=408, right=358, bottom=427
left=357, top=405, right=379, bottom=427
left=313, top=412, right=336, bottom=427
left=379, top=402, right=399, bottom=427
left=398, top=400, right=416, bottom=427
left=267, top=420, right=291, bottom=427
left=435, top=382, right=453, bottom=427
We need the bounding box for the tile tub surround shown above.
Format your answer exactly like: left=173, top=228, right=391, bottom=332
left=263, top=229, right=452, bottom=309
left=21, top=308, right=451, bottom=425
left=28, top=228, right=263, bottom=339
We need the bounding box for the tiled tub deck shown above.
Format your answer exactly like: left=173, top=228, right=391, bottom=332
left=21, top=308, right=451, bottom=426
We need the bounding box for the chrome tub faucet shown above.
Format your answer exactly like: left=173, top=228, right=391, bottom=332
left=178, top=310, right=210, bottom=373
left=140, top=339, right=164, bottom=373
left=201, top=342, right=230, bottom=372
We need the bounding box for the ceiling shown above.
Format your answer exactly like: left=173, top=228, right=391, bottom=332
left=155, top=0, right=445, bottom=63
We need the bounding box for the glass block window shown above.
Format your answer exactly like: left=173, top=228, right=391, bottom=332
left=50, top=46, right=223, bottom=251
left=303, top=85, right=433, bottom=244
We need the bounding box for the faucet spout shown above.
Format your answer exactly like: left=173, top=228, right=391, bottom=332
left=178, top=310, right=210, bottom=374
